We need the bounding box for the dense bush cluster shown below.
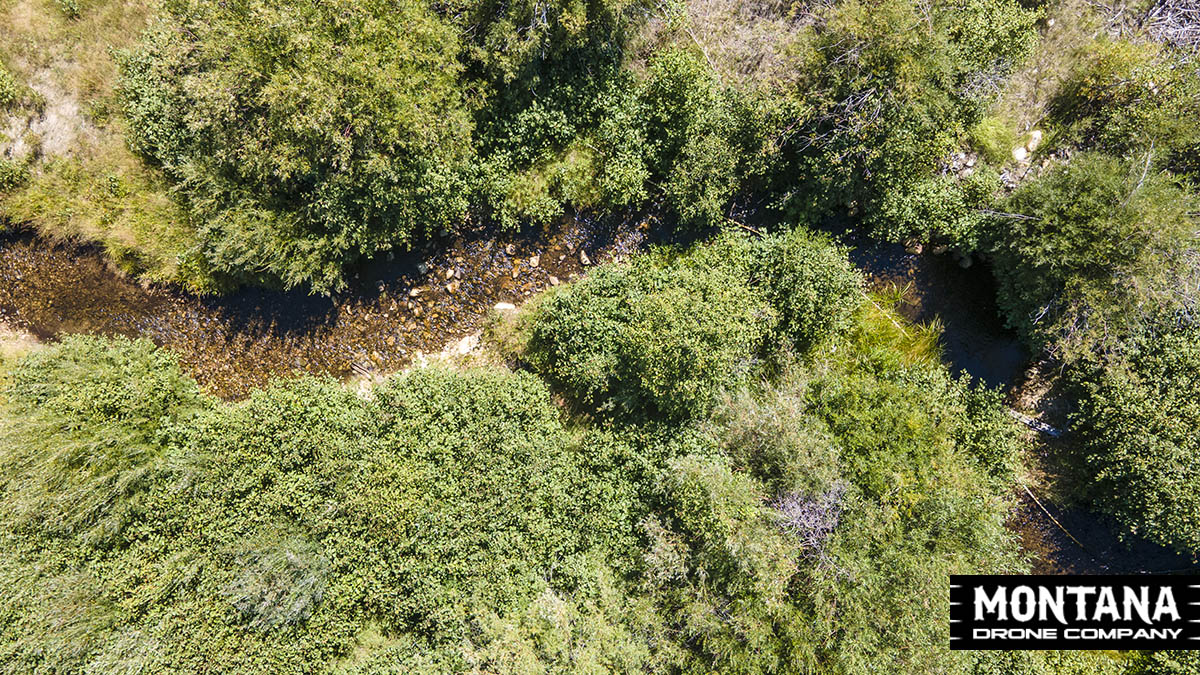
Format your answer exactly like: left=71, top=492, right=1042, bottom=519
left=764, top=0, right=1037, bottom=221
left=117, top=0, right=474, bottom=291
left=524, top=256, right=775, bottom=421
left=0, top=335, right=207, bottom=546
left=738, top=229, right=865, bottom=350
left=521, top=228, right=861, bottom=421
left=1072, top=323, right=1200, bottom=554
left=873, top=167, right=1000, bottom=250
left=1050, top=38, right=1200, bottom=179
left=988, top=153, right=1199, bottom=359
left=960, top=19, right=1200, bottom=560
left=0, top=62, right=18, bottom=110
left=113, top=0, right=1039, bottom=291
left=983, top=28, right=1200, bottom=359
left=0, top=337, right=621, bottom=671
left=7, top=0, right=1200, bottom=671
left=0, top=247, right=1129, bottom=672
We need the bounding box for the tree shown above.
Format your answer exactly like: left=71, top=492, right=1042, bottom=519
left=988, top=153, right=1200, bottom=358
left=118, top=0, right=474, bottom=292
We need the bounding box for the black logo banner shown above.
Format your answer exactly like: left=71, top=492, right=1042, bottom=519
left=950, top=575, right=1200, bottom=649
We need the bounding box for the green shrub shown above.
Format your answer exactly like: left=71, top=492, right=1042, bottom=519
left=524, top=253, right=776, bottom=421
left=0, top=159, right=28, bottom=192
left=794, top=360, right=1027, bottom=672
left=688, top=228, right=864, bottom=351
left=0, top=295, right=1047, bottom=673
left=458, top=570, right=667, bottom=674
left=709, top=383, right=843, bottom=497
left=55, top=0, right=81, bottom=20
left=988, top=152, right=1200, bottom=357
left=0, top=351, right=637, bottom=670
left=970, top=116, right=1022, bottom=165
left=642, top=346, right=1029, bottom=673
left=749, top=228, right=864, bottom=348
left=1072, top=323, right=1200, bottom=555
left=956, top=384, right=1025, bottom=488
left=1051, top=39, right=1200, bottom=171
left=767, top=0, right=1039, bottom=226
left=117, top=0, right=474, bottom=292
left=0, top=63, right=19, bottom=110
left=640, top=49, right=746, bottom=228
left=450, top=0, right=1040, bottom=240
left=0, top=61, right=42, bottom=114
left=449, top=0, right=646, bottom=228
left=520, top=229, right=864, bottom=420
left=98, top=0, right=1052, bottom=286
left=0, top=335, right=207, bottom=545
left=873, top=167, right=1000, bottom=250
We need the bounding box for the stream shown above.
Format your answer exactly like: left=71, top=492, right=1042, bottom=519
left=850, top=241, right=1194, bottom=575
left=0, top=217, right=646, bottom=398
left=0, top=220, right=1192, bottom=574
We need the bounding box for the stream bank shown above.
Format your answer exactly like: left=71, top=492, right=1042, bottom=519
left=850, top=240, right=1194, bottom=575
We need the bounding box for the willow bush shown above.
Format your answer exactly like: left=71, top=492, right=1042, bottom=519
left=117, top=0, right=474, bottom=292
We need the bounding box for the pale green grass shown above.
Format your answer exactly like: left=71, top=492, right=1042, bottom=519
left=842, top=283, right=945, bottom=371
left=973, top=0, right=1109, bottom=162
left=0, top=0, right=210, bottom=290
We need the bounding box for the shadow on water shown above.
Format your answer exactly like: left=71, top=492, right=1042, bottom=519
left=848, top=240, right=1028, bottom=388
left=1011, top=486, right=1197, bottom=575
left=847, top=239, right=1196, bottom=575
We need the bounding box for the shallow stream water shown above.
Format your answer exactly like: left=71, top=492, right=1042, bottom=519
left=0, top=217, right=646, bottom=398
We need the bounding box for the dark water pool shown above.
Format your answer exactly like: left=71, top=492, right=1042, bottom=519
left=850, top=242, right=1028, bottom=389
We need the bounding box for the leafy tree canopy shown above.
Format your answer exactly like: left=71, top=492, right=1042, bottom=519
left=118, top=0, right=475, bottom=292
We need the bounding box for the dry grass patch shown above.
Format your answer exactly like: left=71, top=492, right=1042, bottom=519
left=0, top=0, right=207, bottom=290
left=0, top=322, right=39, bottom=363
left=631, top=0, right=816, bottom=90
left=978, top=0, right=1111, bottom=155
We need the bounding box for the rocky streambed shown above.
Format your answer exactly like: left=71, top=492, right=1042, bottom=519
left=0, top=216, right=648, bottom=398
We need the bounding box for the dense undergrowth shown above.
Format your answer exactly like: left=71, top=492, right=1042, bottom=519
left=3, top=0, right=1040, bottom=292
left=967, top=1, right=1200, bottom=564
left=0, top=233, right=1147, bottom=673
left=1, top=0, right=1200, bottom=671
